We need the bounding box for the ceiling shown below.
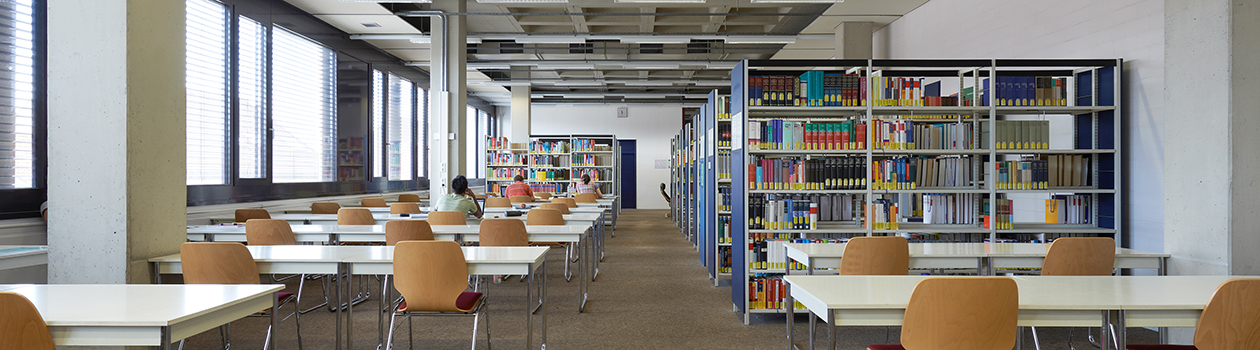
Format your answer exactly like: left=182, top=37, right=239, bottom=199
left=283, top=0, right=929, bottom=106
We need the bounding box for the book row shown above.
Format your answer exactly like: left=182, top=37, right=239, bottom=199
left=338, top=152, right=363, bottom=165
left=716, top=152, right=731, bottom=180
left=718, top=187, right=732, bottom=212
left=748, top=194, right=859, bottom=230
left=489, top=168, right=528, bottom=180
left=985, top=76, right=1069, bottom=107
left=984, top=198, right=1014, bottom=230
left=487, top=153, right=528, bottom=166
left=1044, top=195, right=1091, bottom=224
left=748, top=277, right=806, bottom=310
left=487, top=137, right=511, bottom=150
left=748, top=156, right=867, bottom=191
left=873, top=156, right=976, bottom=190
left=572, top=168, right=608, bottom=181
left=993, top=120, right=1050, bottom=150
left=529, top=141, right=568, bottom=153
left=572, top=154, right=610, bottom=167
left=529, top=169, right=569, bottom=181
left=571, top=139, right=612, bottom=152
left=717, top=123, right=732, bottom=148
left=748, top=119, right=866, bottom=151
left=871, top=120, right=977, bottom=150
left=337, top=167, right=363, bottom=181
left=530, top=155, right=570, bottom=168
left=922, top=193, right=982, bottom=225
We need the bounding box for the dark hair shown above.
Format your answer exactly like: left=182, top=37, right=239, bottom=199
left=660, top=183, right=666, bottom=190
left=451, top=175, right=468, bottom=194
left=581, top=174, right=591, bottom=184
left=514, top=174, right=524, bottom=182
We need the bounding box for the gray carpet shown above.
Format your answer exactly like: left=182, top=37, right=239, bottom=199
left=177, top=209, right=1158, bottom=349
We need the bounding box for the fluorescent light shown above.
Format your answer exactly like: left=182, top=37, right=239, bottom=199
left=620, top=36, right=693, bottom=44
left=705, top=62, right=737, bottom=69
left=478, top=0, right=568, bottom=2
left=536, top=63, right=595, bottom=70
left=621, top=81, right=675, bottom=86
left=724, top=36, right=797, bottom=44
left=692, top=80, right=731, bottom=86
left=550, top=81, right=604, bottom=87
left=621, top=62, right=680, bottom=69
left=514, top=36, right=587, bottom=44
left=409, top=37, right=482, bottom=44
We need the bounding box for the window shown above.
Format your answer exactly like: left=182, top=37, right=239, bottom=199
left=271, top=26, right=337, bottom=183
left=185, top=0, right=230, bottom=185
left=387, top=73, right=413, bottom=181
left=466, top=105, right=477, bottom=176
left=417, top=86, right=427, bottom=178
left=477, top=109, right=489, bottom=178
left=0, top=0, right=34, bottom=189
left=237, top=15, right=267, bottom=179
left=371, top=69, right=384, bottom=178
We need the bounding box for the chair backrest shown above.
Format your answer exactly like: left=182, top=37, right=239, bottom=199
left=397, top=194, right=422, bottom=202
left=536, top=192, right=552, bottom=200
left=234, top=208, right=271, bottom=223
left=539, top=203, right=570, bottom=214
left=474, top=193, right=487, bottom=200
left=393, top=241, right=472, bottom=312
left=0, top=292, right=55, bottom=350
left=527, top=208, right=566, bottom=225
left=1041, top=237, right=1115, bottom=276
left=575, top=193, right=598, bottom=203
left=311, top=202, right=341, bottom=214
left=337, top=208, right=376, bottom=225
left=902, top=277, right=1018, bottom=350
left=551, top=198, right=577, bottom=208
left=485, top=197, right=512, bottom=208
left=427, top=211, right=467, bottom=225
left=386, top=220, right=435, bottom=246
left=1193, top=278, right=1260, bottom=350
left=479, top=218, right=528, bottom=247
left=245, top=219, right=296, bottom=245
left=509, top=195, right=534, bottom=204
left=361, top=198, right=387, bottom=207
left=180, top=242, right=260, bottom=285
left=839, top=236, right=910, bottom=275
left=390, top=202, right=422, bottom=215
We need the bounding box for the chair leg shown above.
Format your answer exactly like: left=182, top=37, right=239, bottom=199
left=385, top=311, right=399, bottom=350
left=408, top=314, right=414, bottom=350
left=264, top=324, right=272, bottom=350
left=1031, top=326, right=1042, bottom=350
left=484, top=308, right=492, bottom=350
left=471, top=311, right=480, bottom=350
left=293, top=294, right=304, bottom=350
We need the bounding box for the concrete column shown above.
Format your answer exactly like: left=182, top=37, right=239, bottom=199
left=428, top=1, right=467, bottom=194
left=510, top=65, right=531, bottom=146
left=47, top=0, right=187, bottom=284
left=1164, top=0, right=1260, bottom=342
left=835, top=22, right=873, bottom=60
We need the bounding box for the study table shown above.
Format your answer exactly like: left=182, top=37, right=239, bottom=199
left=783, top=242, right=1169, bottom=276
left=148, top=245, right=551, bottom=350
left=0, top=283, right=283, bottom=349
left=0, top=245, right=47, bottom=271
left=783, top=275, right=1235, bottom=350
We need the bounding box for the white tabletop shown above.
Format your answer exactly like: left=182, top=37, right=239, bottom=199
left=0, top=245, right=48, bottom=270
left=0, top=284, right=282, bottom=346
left=185, top=224, right=590, bottom=244
left=784, top=242, right=1169, bottom=271
left=484, top=206, right=605, bottom=213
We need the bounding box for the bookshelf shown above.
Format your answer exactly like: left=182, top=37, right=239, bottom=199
left=672, top=118, right=698, bottom=243
left=571, top=134, right=619, bottom=197
left=727, top=58, right=1122, bottom=324
left=485, top=136, right=528, bottom=195
left=697, top=92, right=734, bottom=286
left=489, top=134, right=620, bottom=197
left=338, top=136, right=365, bottom=181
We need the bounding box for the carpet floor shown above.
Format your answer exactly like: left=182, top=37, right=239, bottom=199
left=177, top=209, right=1157, bottom=349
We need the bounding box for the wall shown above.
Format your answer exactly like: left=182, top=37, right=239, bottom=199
left=531, top=104, right=681, bottom=209
left=874, top=0, right=1165, bottom=253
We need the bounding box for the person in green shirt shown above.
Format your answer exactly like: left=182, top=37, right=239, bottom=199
left=433, top=175, right=483, bottom=218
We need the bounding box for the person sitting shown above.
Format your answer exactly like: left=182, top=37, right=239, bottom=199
left=433, top=175, right=483, bottom=218
left=660, top=183, right=672, bottom=218
left=505, top=174, right=534, bottom=199
left=572, top=174, right=603, bottom=199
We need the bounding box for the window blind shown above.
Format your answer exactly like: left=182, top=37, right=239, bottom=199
left=185, top=0, right=230, bottom=185
left=416, top=87, right=427, bottom=178
left=387, top=74, right=412, bottom=181
left=0, top=0, right=34, bottom=189
left=271, top=26, right=336, bottom=183
left=371, top=69, right=383, bottom=178
left=466, top=105, right=477, bottom=176
left=237, top=15, right=266, bottom=179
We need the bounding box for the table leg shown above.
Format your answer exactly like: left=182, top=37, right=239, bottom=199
left=152, top=262, right=162, bottom=284
left=809, top=314, right=816, bottom=350
left=337, top=263, right=344, bottom=350
left=1099, top=310, right=1111, bottom=350
left=542, top=259, right=548, bottom=350
left=527, top=261, right=535, bottom=350
left=348, top=268, right=355, bottom=349
left=162, top=326, right=172, bottom=350
left=786, top=280, right=794, bottom=347
left=1115, top=310, right=1127, bottom=350
left=1158, top=257, right=1168, bottom=343
left=580, top=230, right=589, bottom=313
left=271, top=292, right=279, bottom=350
left=828, top=309, right=836, bottom=350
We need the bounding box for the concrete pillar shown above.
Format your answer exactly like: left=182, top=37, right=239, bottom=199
left=835, top=22, right=872, bottom=60
left=429, top=1, right=468, bottom=194
left=1164, top=0, right=1260, bottom=342
left=46, top=0, right=187, bottom=284
left=510, top=65, right=531, bottom=146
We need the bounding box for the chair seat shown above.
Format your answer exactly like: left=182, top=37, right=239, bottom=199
left=278, top=292, right=295, bottom=301
left=1126, top=345, right=1197, bottom=350
left=397, top=292, right=484, bottom=312
left=531, top=242, right=566, bottom=247
left=867, top=345, right=905, bottom=350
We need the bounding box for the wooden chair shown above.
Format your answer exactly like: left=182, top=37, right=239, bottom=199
left=385, top=220, right=435, bottom=246
left=509, top=195, right=533, bottom=204
left=1042, top=237, right=1116, bottom=276
left=551, top=198, right=577, bottom=208
left=386, top=241, right=488, bottom=350
left=526, top=208, right=565, bottom=225
left=361, top=198, right=388, bottom=208
left=235, top=208, right=271, bottom=223
left=868, top=277, right=1018, bottom=350
left=479, top=218, right=528, bottom=247
left=427, top=211, right=467, bottom=226
left=485, top=197, right=512, bottom=208
left=311, top=202, right=341, bottom=214
left=536, top=192, right=552, bottom=200
left=337, top=208, right=375, bottom=225
left=575, top=193, right=598, bottom=203
left=397, top=194, right=422, bottom=203
left=540, top=203, right=570, bottom=215
left=0, top=292, right=55, bottom=350
left=1127, top=279, right=1260, bottom=350
left=245, top=219, right=296, bottom=246
left=181, top=242, right=303, bottom=350
left=840, top=236, right=910, bottom=276
left=390, top=203, right=422, bottom=215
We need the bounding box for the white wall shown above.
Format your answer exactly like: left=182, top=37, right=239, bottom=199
left=531, top=104, right=681, bottom=209
left=875, top=0, right=1165, bottom=253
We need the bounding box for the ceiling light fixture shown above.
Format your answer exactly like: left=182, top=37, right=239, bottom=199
left=621, top=62, right=681, bottom=69
left=621, top=81, right=675, bottom=86
left=620, top=37, right=694, bottom=44
left=409, top=37, right=483, bottom=44
left=550, top=81, right=604, bottom=87
left=514, top=36, right=588, bottom=44
left=723, top=36, right=798, bottom=44
left=360, top=23, right=381, bottom=28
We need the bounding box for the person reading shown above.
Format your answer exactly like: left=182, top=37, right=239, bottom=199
left=505, top=174, right=534, bottom=198
left=433, top=175, right=483, bottom=218
left=661, top=183, right=672, bottom=218
left=572, top=174, right=603, bottom=199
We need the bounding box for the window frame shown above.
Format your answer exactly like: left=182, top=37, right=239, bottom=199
left=0, top=0, right=46, bottom=219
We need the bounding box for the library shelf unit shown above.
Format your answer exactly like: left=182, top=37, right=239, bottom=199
left=570, top=134, right=620, bottom=197
left=489, top=134, right=620, bottom=197
left=727, top=58, right=1122, bottom=324
left=338, top=136, right=365, bottom=181
left=672, top=117, right=698, bottom=243
left=484, top=136, right=529, bottom=195
left=695, top=92, right=734, bottom=287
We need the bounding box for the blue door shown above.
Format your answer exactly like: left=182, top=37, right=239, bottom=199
left=619, top=140, right=637, bottom=208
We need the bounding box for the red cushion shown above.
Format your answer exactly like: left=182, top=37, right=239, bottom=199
left=867, top=345, right=905, bottom=350
left=397, top=292, right=484, bottom=312
left=1126, top=346, right=1197, bottom=350
left=278, top=292, right=295, bottom=301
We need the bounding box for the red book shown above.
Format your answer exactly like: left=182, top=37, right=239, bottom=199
left=856, top=123, right=866, bottom=149
left=841, top=127, right=850, bottom=150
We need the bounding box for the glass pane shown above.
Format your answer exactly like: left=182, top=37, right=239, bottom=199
left=271, top=26, right=337, bottom=183
left=185, top=0, right=230, bottom=185
left=387, top=73, right=412, bottom=181
left=238, top=15, right=266, bottom=179
left=372, top=69, right=384, bottom=178
left=0, top=0, right=35, bottom=189
left=417, top=87, right=427, bottom=178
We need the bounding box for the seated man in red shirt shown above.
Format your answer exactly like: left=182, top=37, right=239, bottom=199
left=505, top=174, right=534, bottom=199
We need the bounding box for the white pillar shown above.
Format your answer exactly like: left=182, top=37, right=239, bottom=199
left=429, top=1, right=468, bottom=194
left=510, top=65, right=531, bottom=146
left=46, top=0, right=187, bottom=284
left=835, top=22, right=873, bottom=60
